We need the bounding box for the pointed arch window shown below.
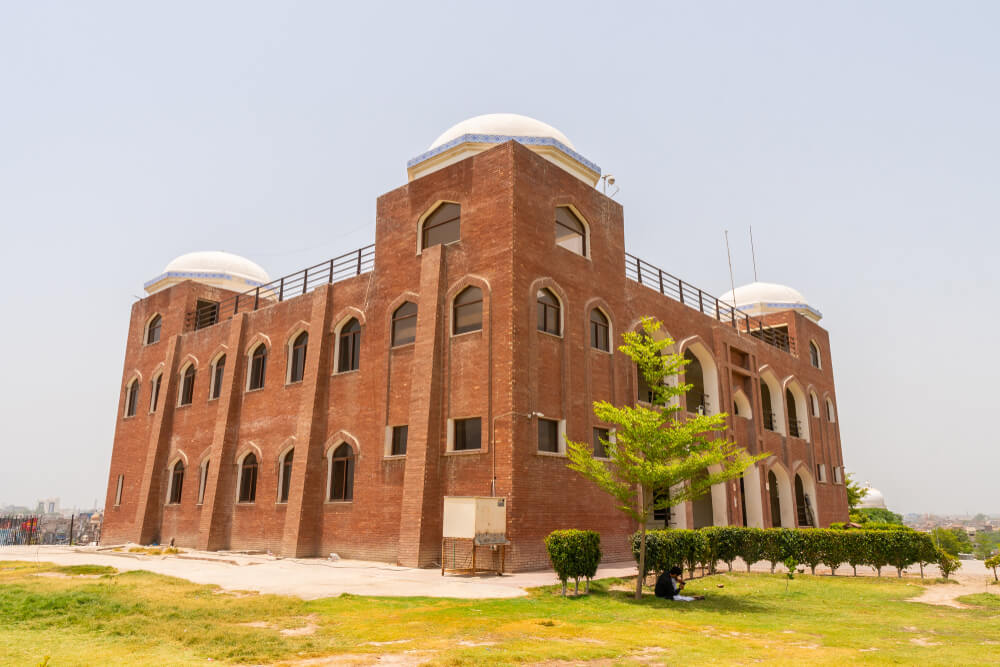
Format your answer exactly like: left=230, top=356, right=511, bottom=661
left=124, top=379, right=140, bottom=418
left=590, top=309, right=609, bottom=351
left=555, top=206, right=586, bottom=256
left=210, top=355, right=226, bottom=399
left=536, top=288, right=561, bottom=335
left=453, top=286, right=483, bottom=334
left=809, top=341, right=821, bottom=368
left=329, top=444, right=355, bottom=501
left=278, top=449, right=294, bottom=503
left=421, top=202, right=460, bottom=250
left=338, top=318, right=361, bottom=372
left=248, top=345, right=267, bottom=390
left=179, top=365, right=195, bottom=406
left=168, top=461, right=184, bottom=504
left=392, top=302, right=417, bottom=346
left=289, top=332, right=308, bottom=383
left=238, top=453, right=258, bottom=503
left=146, top=315, right=162, bottom=345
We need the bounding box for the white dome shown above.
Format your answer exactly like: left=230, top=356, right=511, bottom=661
left=720, top=281, right=823, bottom=322
left=429, top=113, right=576, bottom=150
left=145, top=251, right=270, bottom=295
left=858, top=484, right=887, bottom=510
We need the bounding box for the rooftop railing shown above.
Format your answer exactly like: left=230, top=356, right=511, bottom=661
left=185, top=244, right=375, bottom=331
left=625, top=252, right=795, bottom=355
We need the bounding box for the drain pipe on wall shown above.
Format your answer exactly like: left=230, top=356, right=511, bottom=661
left=490, top=411, right=544, bottom=496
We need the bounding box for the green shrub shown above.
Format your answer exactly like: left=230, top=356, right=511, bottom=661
left=937, top=549, right=962, bottom=580
left=985, top=554, right=1000, bottom=582
left=736, top=527, right=768, bottom=573
left=545, top=529, right=602, bottom=596
left=703, top=526, right=742, bottom=573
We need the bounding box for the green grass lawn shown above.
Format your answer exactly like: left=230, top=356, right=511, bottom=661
left=2, top=561, right=999, bottom=666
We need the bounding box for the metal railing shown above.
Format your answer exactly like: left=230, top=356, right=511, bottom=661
left=185, top=244, right=375, bottom=331
left=625, top=253, right=795, bottom=354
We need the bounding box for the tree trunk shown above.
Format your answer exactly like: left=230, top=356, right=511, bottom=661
left=919, top=562, right=924, bottom=579
left=897, top=568, right=903, bottom=578
left=636, top=524, right=647, bottom=600
left=561, top=581, right=566, bottom=596
left=746, top=562, right=751, bottom=574
left=585, top=578, right=590, bottom=593
left=852, top=564, right=857, bottom=576
left=574, top=578, right=579, bottom=595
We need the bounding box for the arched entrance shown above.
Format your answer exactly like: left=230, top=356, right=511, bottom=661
left=766, top=463, right=795, bottom=528
left=794, top=467, right=818, bottom=527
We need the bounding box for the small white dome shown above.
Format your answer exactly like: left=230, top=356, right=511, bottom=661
left=858, top=484, right=887, bottom=510
left=429, top=113, right=576, bottom=150
left=720, top=281, right=822, bottom=322
left=145, top=251, right=270, bottom=295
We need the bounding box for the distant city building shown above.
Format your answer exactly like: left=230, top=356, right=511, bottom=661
left=102, top=113, right=850, bottom=569
left=36, top=498, right=60, bottom=515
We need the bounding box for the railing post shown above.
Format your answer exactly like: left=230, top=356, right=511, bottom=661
left=302, top=268, right=308, bottom=295
left=254, top=287, right=260, bottom=311
left=698, top=291, right=704, bottom=314
left=636, top=257, right=642, bottom=285
left=329, top=258, right=334, bottom=283
left=279, top=277, right=285, bottom=302
left=658, top=269, right=664, bottom=294
left=357, top=247, right=363, bottom=275
left=678, top=279, right=684, bottom=304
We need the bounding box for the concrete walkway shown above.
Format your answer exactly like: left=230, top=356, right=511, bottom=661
left=0, top=545, right=638, bottom=599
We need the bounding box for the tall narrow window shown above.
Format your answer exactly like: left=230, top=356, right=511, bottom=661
left=150, top=374, right=162, bottom=412
left=248, top=345, right=267, bottom=390
left=391, top=302, right=417, bottom=346
left=169, top=461, right=184, bottom=504
left=179, top=365, right=195, bottom=406
left=114, top=474, right=124, bottom=506
left=421, top=202, right=460, bottom=250
left=238, top=453, right=258, bottom=503
left=194, top=299, right=219, bottom=330
left=760, top=381, right=774, bottom=431
left=593, top=427, right=610, bottom=458
left=279, top=449, right=294, bottom=503
left=391, top=426, right=408, bottom=456
left=453, top=286, right=483, bottom=334
left=536, top=288, right=560, bottom=335
left=338, top=318, right=361, bottom=372
left=453, top=418, right=482, bottom=451
left=786, top=389, right=800, bottom=438
left=289, top=332, right=308, bottom=383
left=124, top=379, right=139, bottom=417
left=590, top=309, right=609, bottom=351
left=809, top=341, right=821, bottom=368
left=810, top=392, right=820, bottom=417
left=197, top=461, right=209, bottom=504
left=146, top=315, right=162, bottom=344
left=329, top=444, right=355, bottom=501
left=210, top=355, right=226, bottom=399
left=685, top=350, right=706, bottom=414
left=826, top=399, right=836, bottom=422
left=537, top=418, right=560, bottom=453
left=555, top=206, right=586, bottom=255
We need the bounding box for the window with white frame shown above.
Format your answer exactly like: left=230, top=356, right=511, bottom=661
left=278, top=449, right=294, bottom=503
left=145, top=314, right=162, bottom=345
left=168, top=460, right=184, bottom=504
left=210, top=355, right=226, bottom=400
left=248, top=345, right=267, bottom=391
left=150, top=374, right=162, bottom=412
left=197, top=460, right=209, bottom=504
left=328, top=444, right=355, bottom=501
left=237, top=453, right=258, bottom=503
left=178, top=364, right=195, bottom=406
left=124, top=379, right=140, bottom=418
left=114, top=474, right=124, bottom=506
left=288, top=332, right=308, bottom=383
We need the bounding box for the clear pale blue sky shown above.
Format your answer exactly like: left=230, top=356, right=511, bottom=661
left=1, top=2, right=996, bottom=514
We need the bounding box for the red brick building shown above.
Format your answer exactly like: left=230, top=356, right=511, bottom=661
left=102, top=114, right=849, bottom=569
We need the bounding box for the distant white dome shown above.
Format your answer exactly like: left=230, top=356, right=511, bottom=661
left=429, top=113, right=576, bottom=150
left=408, top=113, right=600, bottom=186
left=145, top=251, right=270, bottom=295
left=858, top=484, right=887, bottom=510
left=720, top=281, right=823, bottom=322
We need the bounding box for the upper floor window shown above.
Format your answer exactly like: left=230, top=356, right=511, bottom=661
left=538, top=418, right=560, bottom=453
left=593, top=427, right=610, bottom=458
left=391, top=425, right=408, bottom=456
left=537, top=288, right=561, bottom=336
left=248, top=345, right=267, bottom=390
left=210, top=355, right=226, bottom=399
left=590, top=309, right=610, bottom=351
left=421, top=202, right=460, bottom=250
left=288, top=332, right=308, bottom=383
left=338, top=318, right=361, bottom=372
left=329, top=444, right=355, bottom=501
left=392, top=302, right=417, bottom=346
left=555, top=206, right=586, bottom=256
left=179, top=365, right=195, bottom=406
left=114, top=474, right=124, bottom=506
left=810, top=392, right=820, bottom=417
left=238, top=453, right=258, bottom=503
left=278, top=449, right=294, bottom=503
left=197, top=461, right=209, bottom=504
left=809, top=341, right=821, bottom=368
left=452, top=417, right=482, bottom=451
left=168, top=461, right=184, bottom=504
left=124, top=379, right=140, bottom=418
left=145, top=315, right=162, bottom=345
left=826, top=398, right=836, bottom=422
left=150, top=374, right=162, bottom=412
left=453, top=286, right=483, bottom=335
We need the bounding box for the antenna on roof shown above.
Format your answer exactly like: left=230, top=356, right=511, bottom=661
left=749, top=224, right=759, bottom=282
left=725, top=230, right=739, bottom=335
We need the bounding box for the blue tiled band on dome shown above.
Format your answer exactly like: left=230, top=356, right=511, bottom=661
left=143, top=271, right=267, bottom=290
left=407, top=134, right=601, bottom=175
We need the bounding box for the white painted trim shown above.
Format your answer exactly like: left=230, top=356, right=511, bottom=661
left=416, top=200, right=461, bottom=255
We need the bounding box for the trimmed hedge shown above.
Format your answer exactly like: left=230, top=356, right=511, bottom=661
left=631, top=527, right=938, bottom=578
left=545, top=529, right=602, bottom=595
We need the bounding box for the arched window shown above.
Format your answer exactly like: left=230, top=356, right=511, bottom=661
left=536, top=288, right=560, bottom=335
left=555, top=206, right=586, bottom=256
left=197, top=460, right=210, bottom=504
left=248, top=345, right=267, bottom=390
left=391, top=302, right=417, bottom=346
left=124, top=379, right=140, bottom=417
left=146, top=315, right=162, bottom=345
left=768, top=470, right=782, bottom=527
left=453, top=286, right=483, bottom=335
left=168, top=461, right=184, bottom=504
left=278, top=449, right=294, bottom=503
left=179, top=365, right=195, bottom=406
left=826, top=398, right=836, bottom=422
left=684, top=350, right=706, bottom=414
left=338, top=318, right=361, bottom=372
left=150, top=373, right=162, bottom=412
left=590, top=309, right=609, bottom=351
left=760, top=380, right=774, bottom=431
left=288, top=332, right=308, bottom=383
left=810, top=391, right=820, bottom=417
left=785, top=389, right=800, bottom=437
left=795, top=474, right=814, bottom=526
left=238, top=453, right=258, bottom=503
left=210, top=355, right=226, bottom=400
left=329, top=444, right=355, bottom=501
left=421, top=202, right=460, bottom=250
left=809, top=341, right=821, bottom=368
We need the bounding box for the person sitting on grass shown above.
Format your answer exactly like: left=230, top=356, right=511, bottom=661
left=655, top=566, right=703, bottom=602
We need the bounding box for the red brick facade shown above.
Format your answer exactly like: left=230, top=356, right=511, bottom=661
left=102, top=142, right=849, bottom=570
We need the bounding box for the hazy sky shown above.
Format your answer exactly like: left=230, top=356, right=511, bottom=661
left=1, top=2, right=997, bottom=515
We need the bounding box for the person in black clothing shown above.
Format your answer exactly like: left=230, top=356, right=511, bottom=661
left=654, top=566, right=700, bottom=601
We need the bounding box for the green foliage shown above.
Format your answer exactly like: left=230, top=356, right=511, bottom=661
left=545, top=530, right=602, bottom=595
left=783, top=556, right=798, bottom=580
left=984, top=554, right=1000, bottom=582
left=845, top=472, right=867, bottom=512
left=974, top=530, right=1000, bottom=560
left=632, top=529, right=708, bottom=578
left=702, top=526, right=743, bottom=572
left=937, top=549, right=962, bottom=579
left=853, top=508, right=904, bottom=525
left=736, top=527, right=769, bottom=573
left=933, top=527, right=973, bottom=556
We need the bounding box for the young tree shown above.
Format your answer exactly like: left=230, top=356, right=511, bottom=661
left=844, top=472, right=868, bottom=517
left=566, top=318, right=767, bottom=599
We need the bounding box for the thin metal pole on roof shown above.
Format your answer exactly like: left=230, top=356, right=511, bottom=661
left=749, top=224, right=759, bottom=282
left=725, top=230, right=740, bottom=336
